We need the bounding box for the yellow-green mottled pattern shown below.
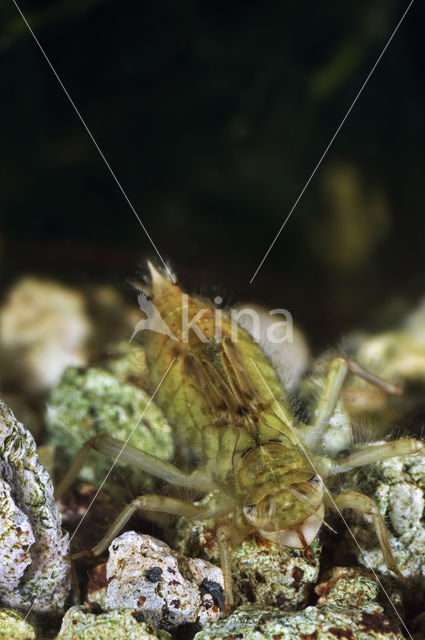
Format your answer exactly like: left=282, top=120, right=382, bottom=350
left=143, top=270, right=296, bottom=468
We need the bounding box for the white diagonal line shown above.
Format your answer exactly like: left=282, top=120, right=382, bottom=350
left=67, top=357, right=176, bottom=544
left=250, top=0, right=416, bottom=284
left=11, top=0, right=176, bottom=284
left=24, top=356, right=176, bottom=620
left=250, top=356, right=412, bottom=639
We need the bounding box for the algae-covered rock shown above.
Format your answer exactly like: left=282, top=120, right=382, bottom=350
left=0, top=278, right=91, bottom=393
left=0, top=608, right=37, bottom=639
left=0, top=400, right=70, bottom=615
left=102, top=341, right=150, bottom=388
left=56, top=606, right=171, bottom=640
left=105, top=531, right=223, bottom=629
left=46, top=367, right=174, bottom=499
left=338, top=444, right=425, bottom=590
left=194, top=604, right=403, bottom=640
left=315, top=567, right=403, bottom=625
left=316, top=567, right=382, bottom=611
left=177, top=517, right=321, bottom=610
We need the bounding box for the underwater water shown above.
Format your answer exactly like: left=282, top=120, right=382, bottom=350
left=1, top=2, right=425, bottom=638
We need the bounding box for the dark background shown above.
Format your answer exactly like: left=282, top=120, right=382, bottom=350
left=1, top=0, right=424, bottom=348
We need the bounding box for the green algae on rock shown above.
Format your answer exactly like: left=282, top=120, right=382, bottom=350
left=314, top=567, right=403, bottom=625
left=102, top=341, right=150, bottom=387
left=0, top=608, right=37, bottom=640
left=316, top=567, right=382, bottom=611
left=177, top=517, right=321, bottom=610
left=56, top=606, right=172, bottom=640
left=194, top=604, right=403, bottom=640
left=0, top=400, right=70, bottom=615
left=46, top=367, right=174, bottom=499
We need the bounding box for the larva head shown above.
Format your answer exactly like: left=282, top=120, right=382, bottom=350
left=239, top=443, right=325, bottom=548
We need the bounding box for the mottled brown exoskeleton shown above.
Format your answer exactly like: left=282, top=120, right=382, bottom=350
left=56, top=263, right=424, bottom=613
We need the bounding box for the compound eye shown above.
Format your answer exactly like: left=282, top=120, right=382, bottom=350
left=308, top=474, right=322, bottom=487
left=243, top=504, right=256, bottom=522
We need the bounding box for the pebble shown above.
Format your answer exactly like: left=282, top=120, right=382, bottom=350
left=104, top=531, right=224, bottom=629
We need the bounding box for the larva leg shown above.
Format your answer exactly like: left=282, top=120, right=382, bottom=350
left=333, top=490, right=403, bottom=580
left=72, top=495, right=206, bottom=559
left=328, top=438, right=424, bottom=475
left=216, top=524, right=234, bottom=615
left=54, top=433, right=212, bottom=499
left=315, top=357, right=401, bottom=427
left=303, top=357, right=401, bottom=447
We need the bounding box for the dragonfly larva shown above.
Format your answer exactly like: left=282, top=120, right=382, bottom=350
left=56, top=261, right=425, bottom=613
